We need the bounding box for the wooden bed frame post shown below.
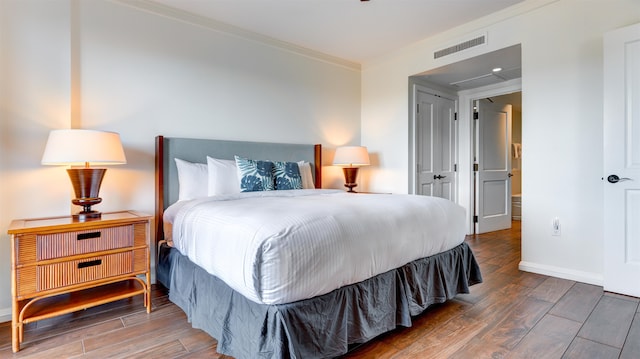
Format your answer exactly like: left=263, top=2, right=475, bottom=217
left=314, top=144, right=322, bottom=189
left=155, top=135, right=164, bottom=244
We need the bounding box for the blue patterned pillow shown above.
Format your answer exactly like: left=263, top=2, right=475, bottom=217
left=234, top=156, right=275, bottom=192
left=273, top=161, right=303, bottom=190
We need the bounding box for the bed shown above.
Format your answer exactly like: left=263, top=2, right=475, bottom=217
left=154, top=136, right=482, bottom=358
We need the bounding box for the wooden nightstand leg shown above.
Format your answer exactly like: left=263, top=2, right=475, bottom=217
left=12, top=300, right=20, bottom=352
left=146, top=272, right=151, bottom=313
left=12, top=321, right=20, bottom=353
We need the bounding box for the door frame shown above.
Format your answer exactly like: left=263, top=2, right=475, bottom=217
left=458, top=78, right=522, bottom=234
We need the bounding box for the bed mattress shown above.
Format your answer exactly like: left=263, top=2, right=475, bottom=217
left=164, top=189, right=467, bottom=305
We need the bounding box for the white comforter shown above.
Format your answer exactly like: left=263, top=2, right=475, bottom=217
left=165, top=189, right=466, bottom=305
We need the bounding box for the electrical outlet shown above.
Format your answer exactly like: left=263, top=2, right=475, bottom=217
left=552, top=217, right=561, bottom=236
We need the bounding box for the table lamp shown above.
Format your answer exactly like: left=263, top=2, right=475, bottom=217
left=333, top=146, right=370, bottom=192
left=41, top=129, right=126, bottom=220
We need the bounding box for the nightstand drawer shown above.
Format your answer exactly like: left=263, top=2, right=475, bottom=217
left=38, top=251, right=133, bottom=291
left=13, top=223, right=149, bottom=265
left=15, top=248, right=147, bottom=295
left=37, top=225, right=134, bottom=261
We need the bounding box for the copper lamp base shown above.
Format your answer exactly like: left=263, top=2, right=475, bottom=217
left=71, top=197, right=102, bottom=221
left=342, top=167, right=359, bottom=193
left=67, top=168, right=106, bottom=221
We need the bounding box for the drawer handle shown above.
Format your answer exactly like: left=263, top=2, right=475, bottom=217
left=77, top=232, right=101, bottom=241
left=78, top=259, right=102, bottom=269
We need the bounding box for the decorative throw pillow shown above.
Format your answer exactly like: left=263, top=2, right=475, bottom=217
left=297, top=161, right=315, bottom=189
left=174, top=158, right=208, bottom=201
left=234, top=156, right=275, bottom=192
left=273, top=161, right=303, bottom=190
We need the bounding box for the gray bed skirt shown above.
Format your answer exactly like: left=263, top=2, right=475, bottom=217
left=157, top=242, right=482, bottom=359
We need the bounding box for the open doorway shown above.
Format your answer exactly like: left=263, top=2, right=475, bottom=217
left=408, top=44, right=522, bottom=236
left=473, top=92, right=522, bottom=234
left=490, top=92, right=522, bottom=223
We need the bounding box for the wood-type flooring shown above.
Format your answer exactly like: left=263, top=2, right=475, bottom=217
left=1, top=221, right=639, bottom=358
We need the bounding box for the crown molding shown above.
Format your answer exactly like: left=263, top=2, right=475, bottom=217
left=111, top=0, right=361, bottom=72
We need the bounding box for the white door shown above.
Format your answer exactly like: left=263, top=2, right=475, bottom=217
left=416, top=90, right=437, bottom=196
left=437, top=96, right=457, bottom=201
left=603, top=23, right=640, bottom=297
left=416, top=88, right=457, bottom=200
left=475, top=99, right=512, bottom=233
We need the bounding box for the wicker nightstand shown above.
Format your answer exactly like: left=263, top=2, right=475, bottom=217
left=7, top=210, right=152, bottom=352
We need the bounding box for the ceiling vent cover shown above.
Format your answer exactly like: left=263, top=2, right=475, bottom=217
left=434, top=35, right=486, bottom=59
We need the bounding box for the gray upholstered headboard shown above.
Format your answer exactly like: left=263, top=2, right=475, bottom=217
left=155, top=136, right=322, bottom=242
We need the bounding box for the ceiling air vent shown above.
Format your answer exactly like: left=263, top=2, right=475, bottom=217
left=434, top=35, right=486, bottom=59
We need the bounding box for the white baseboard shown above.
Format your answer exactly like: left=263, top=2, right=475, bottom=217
left=0, top=307, right=11, bottom=324
left=519, top=261, right=603, bottom=287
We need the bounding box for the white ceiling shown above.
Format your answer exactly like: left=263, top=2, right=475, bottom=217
left=147, top=0, right=525, bottom=64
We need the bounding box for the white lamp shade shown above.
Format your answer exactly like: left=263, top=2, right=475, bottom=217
left=333, top=146, right=370, bottom=167
left=41, top=129, right=127, bottom=166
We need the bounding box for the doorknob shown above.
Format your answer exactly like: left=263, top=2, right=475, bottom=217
left=508, top=173, right=514, bottom=178
left=433, top=175, right=447, bottom=180
left=607, top=174, right=633, bottom=183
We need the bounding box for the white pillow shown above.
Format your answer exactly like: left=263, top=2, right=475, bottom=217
left=207, top=156, right=242, bottom=195
left=297, top=161, right=316, bottom=189
left=175, top=158, right=208, bottom=201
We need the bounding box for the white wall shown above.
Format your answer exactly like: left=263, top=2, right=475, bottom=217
left=0, top=0, right=361, bottom=322
left=361, top=0, right=640, bottom=284
left=0, top=0, right=74, bottom=322
left=76, top=0, right=361, bottom=210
